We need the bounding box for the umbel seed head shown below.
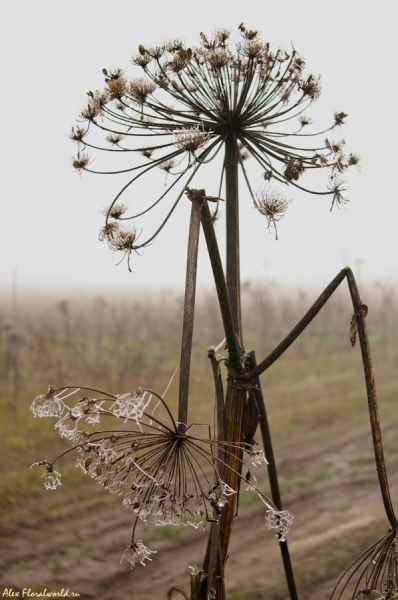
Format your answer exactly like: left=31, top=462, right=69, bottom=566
left=70, top=24, right=357, bottom=269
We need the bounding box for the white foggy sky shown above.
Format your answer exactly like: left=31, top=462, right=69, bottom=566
left=1, top=1, right=396, bottom=295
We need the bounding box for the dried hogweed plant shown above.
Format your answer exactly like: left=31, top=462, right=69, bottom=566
left=31, top=24, right=396, bottom=600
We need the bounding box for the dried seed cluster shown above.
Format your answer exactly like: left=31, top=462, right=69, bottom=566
left=70, top=24, right=357, bottom=269
left=31, top=384, right=292, bottom=567
left=254, top=187, right=289, bottom=239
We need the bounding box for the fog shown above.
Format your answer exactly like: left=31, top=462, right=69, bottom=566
left=1, top=1, right=396, bottom=294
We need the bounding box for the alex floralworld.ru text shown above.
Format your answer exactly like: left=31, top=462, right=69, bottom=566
left=2, top=590, right=80, bottom=598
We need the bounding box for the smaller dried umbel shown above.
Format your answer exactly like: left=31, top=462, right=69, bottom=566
left=71, top=152, right=91, bottom=173
left=99, top=222, right=139, bottom=271
left=121, top=541, right=157, bottom=569
left=102, top=202, right=128, bottom=219
left=173, top=125, right=211, bottom=164
left=254, top=187, right=288, bottom=239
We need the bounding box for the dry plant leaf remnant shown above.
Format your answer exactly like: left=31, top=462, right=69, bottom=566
left=70, top=25, right=357, bottom=270
left=350, top=303, right=368, bottom=347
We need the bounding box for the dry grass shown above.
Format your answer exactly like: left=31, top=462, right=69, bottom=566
left=1, top=279, right=398, bottom=599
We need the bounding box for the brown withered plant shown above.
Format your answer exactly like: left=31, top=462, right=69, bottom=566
left=31, top=24, right=397, bottom=600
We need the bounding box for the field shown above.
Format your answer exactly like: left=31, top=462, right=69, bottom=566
left=1, top=278, right=398, bottom=599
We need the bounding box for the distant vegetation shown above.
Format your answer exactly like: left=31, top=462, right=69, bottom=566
left=1, top=279, right=397, bottom=524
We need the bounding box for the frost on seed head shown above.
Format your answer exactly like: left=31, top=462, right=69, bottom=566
left=121, top=540, right=157, bottom=568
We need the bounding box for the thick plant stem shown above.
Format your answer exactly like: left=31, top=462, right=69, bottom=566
left=217, top=384, right=246, bottom=554
left=345, top=268, right=398, bottom=528
left=205, top=519, right=222, bottom=598
left=205, top=351, right=225, bottom=597
left=200, top=196, right=247, bottom=598
left=190, top=569, right=207, bottom=600
left=210, top=382, right=247, bottom=600
left=199, top=134, right=247, bottom=597
left=200, top=201, right=245, bottom=598
left=201, top=202, right=242, bottom=369
left=247, top=351, right=298, bottom=600
left=177, top=198, right=202, bottom=432
left=225, top=133, right=242, bottom=345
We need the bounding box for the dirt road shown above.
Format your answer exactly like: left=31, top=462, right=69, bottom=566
left=1, top=422, right=397, bottom=600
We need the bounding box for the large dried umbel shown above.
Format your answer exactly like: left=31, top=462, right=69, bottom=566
left=71, top=24, right=357, bottom=268
left=30, top=384, right=293, bottom=567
